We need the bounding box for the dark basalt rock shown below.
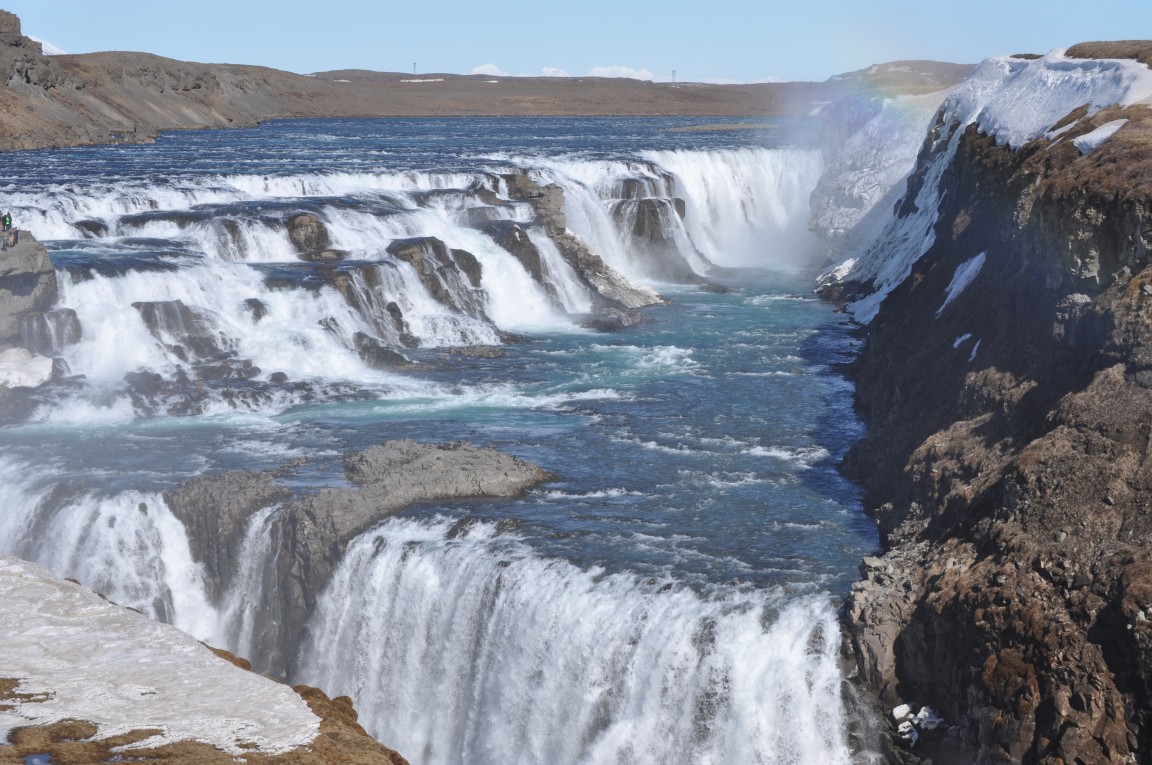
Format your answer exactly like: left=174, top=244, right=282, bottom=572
left=353, top=331, right=412, bottom=370
left=613, top=198, right=705, bottom=283
left=74, top=219, right=109, bottom=238
left=839, top=107, right=1152, bottom=764
left=243, top=298, right=268, bottom=322
left=19, top=308, right=81, bottom=356
left=131, top=299, right=225, bottom=361
left=386, top=237, right=489, bottom=319
left=475, top=220, right=544, bottom=282
left=500, top=172, right=664, bottom=311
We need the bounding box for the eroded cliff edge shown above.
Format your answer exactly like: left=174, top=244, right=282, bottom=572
left=819, top=44, right=1152, bottom=764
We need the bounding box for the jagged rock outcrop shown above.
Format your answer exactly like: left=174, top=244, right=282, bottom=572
left=499, top=172, right=663, bottom=324
left=833, top=70, right=1152, bottom=763
left=163, top=440, right=554, bottom=675
left=386, top=237, right=489, bottom=319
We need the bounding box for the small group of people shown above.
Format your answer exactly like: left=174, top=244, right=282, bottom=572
left=1, top=211, right=17, bottom=250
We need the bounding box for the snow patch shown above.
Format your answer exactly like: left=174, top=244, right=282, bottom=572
left=969, top=339, right=981, bottom=362
left=947, top=50, right=1152, bottom=150
left=1073, top=119, right=1129, bottom=154
left=818, top=50, right=1152, bottom=323
left=0, top=557, right=319, bottom=755
left=27, top=35, right=65, bottom=56
left=936, top=252, right=986, bottom=317
left=952, top=333, right=972, bottom=348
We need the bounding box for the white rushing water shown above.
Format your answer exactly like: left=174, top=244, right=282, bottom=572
left=0, top=130, right=872, bottom=765
left=298, top=517, right=852, bottom=765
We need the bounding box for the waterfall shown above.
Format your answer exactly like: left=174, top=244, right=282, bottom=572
left=0, top=457, right=221, bottom=640
left=0, top=128, right=869, bottom=764
left=298, top=517, right=853, bottom=765
left=640, top=148, right=825, bottom=269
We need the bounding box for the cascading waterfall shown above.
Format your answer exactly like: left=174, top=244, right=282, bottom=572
left=0, top=119, right=873, bottom=765
left=298, top=518, right=852, bottom=765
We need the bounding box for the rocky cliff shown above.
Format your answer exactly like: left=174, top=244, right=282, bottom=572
left=820, top=45, right=1152, bottom=764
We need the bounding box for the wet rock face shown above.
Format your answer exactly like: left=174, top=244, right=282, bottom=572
left=840, top=109, right=1152, bottom=764
left=613, top=198, right=703, bottom=283
left=286, top=213, right=346, bottom=262
left=132, top=300, right=226, bottom=362
left=500, top=172, right=663, bottom=312
left=386, top=237, right=490, bottom=319
left=477, top=220, right=544, bottom=282
left=163, top=440, right=554, bottom=676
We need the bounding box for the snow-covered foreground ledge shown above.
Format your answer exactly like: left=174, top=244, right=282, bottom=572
left=0, top=556, right=319, bottom=755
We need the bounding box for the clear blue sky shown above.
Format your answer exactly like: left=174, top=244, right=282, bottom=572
left=5, top=0, right=1150, bottom=83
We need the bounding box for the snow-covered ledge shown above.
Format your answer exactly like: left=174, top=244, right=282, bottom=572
left=0, top=556, right=320, bottom=755
left=816, top=49, right=1152, bottom=323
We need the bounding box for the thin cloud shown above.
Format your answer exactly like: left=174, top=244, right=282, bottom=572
left=587, top=66, right=656, bottom=80
left=468, top=64, right=766, bottom=83
left=470, top=64, right=509, bottom=77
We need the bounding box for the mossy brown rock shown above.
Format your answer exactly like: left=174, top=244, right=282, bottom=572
left=838, top=96, right=1152, bottom=763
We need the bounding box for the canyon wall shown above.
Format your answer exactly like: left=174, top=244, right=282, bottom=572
left=820, top=45, right=1152, bottom=765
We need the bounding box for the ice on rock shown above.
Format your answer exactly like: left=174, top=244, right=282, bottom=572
left=915, top=705, right=944, bottom=731
left=936, top=253, right=986, bottom=317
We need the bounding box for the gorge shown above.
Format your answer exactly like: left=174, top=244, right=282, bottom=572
left=2, top=8, right=1152, bottom=765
